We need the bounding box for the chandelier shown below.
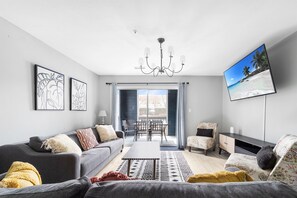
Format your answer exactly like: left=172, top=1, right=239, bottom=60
left=138, top=38, right=185, bottom=77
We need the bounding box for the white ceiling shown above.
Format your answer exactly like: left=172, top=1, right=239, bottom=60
left=0, top=0, right=297, bottom=76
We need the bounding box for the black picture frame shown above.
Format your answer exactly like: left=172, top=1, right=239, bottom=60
left=70, top=78, right=87, bottom=111
left=35, top=64, right=65, bottom=110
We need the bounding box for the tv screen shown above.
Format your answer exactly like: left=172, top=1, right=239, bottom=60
left=224, top=44, right=276, bottom=101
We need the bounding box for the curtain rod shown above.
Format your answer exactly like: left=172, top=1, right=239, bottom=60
left=105, top=82, right=189, bottom=85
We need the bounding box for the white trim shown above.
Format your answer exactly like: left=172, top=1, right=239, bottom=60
left=117, top=84, right=178, bottom=90
left=263, top=95, right=267, bottom=142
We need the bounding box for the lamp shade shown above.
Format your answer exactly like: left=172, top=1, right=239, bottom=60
left=98, top=110, right=107, bottom=117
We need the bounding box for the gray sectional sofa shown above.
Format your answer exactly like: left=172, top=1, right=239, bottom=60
left=0, top=127, right=124, bottom=184
left=0, top=176, right=296, bottom=198
left=86, top=180, right=297, bottom=198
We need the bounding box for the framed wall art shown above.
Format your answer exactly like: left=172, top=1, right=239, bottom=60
left=70, top=78, right=87, bottom=111
left=35, top=65, right=64, bottom=110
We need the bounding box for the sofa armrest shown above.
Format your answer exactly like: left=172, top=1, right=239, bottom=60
left=0, top=144, right=80, bottom=184
left=116, top=131, right=124, bottom=139
left=268, top=143, right=297, bottom=190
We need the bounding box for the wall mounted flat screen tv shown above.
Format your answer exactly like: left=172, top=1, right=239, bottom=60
left=224, top=44, right=276, bottom=101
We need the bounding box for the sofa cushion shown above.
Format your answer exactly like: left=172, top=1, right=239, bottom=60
left=91, top=128, right=101, bottom=142
left=43, top=134, right=82, bottom=156
left=256, top=146, right=277, bottom=170
left=29, top=136, right=50, bottom=152
left=187, top=136, right=215, bottom=150
left=76, top=128, right=99, bottom=151
left=224, top=153, right=271, bottom=181
left=95, top=138, right=123, bottom=153
left=85, top=180, right=297, bottom=198
left=80, top=147, right=110, bottom=176
left=95, top=125, right=118, bottom=142
left=196, top=128, right=213, bottom=137
left=0, top=176, right=91, bottom=198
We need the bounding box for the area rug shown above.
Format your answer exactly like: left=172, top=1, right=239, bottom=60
left=116, top=151, right=193, bottom=182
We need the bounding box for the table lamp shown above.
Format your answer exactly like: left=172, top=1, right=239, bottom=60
left=98, top=110, right=107, bottom=124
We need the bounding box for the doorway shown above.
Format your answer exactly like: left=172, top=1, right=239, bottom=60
left=120, top=89, right=177, bottom=146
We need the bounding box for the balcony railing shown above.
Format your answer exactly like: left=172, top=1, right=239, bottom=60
left=138, top=116, right=167, bottom=123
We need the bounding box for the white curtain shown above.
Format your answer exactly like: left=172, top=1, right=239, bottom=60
left=111, top=83, right=120, bottom=130
left=176, top=82, right=187, bottom=149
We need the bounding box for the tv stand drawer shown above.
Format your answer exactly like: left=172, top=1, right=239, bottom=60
left=219, top=134, right=235, bottom=154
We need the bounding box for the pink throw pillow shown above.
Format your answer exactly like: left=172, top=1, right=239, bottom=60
left=76, top=128, right=99, bottom=151
left=90, top=171, right=133, bottom=183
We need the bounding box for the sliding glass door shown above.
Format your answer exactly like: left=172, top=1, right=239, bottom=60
left=137, top=90, right=168, bottom=122
left=120, top=88, right=177, bottom=145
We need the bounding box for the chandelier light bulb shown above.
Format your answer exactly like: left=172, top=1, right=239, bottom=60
left=144, top=47, right=150, bottom=57
left=139, top=58, right=144, bottom=65
left=168, top=46, right=174, bottom=56
left=180, top=55, right=185, bottom=64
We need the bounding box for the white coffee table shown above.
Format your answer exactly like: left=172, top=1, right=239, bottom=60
left=122, top=142, right=160, bottom=179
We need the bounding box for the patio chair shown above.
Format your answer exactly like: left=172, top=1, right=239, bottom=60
left=134, top=120, right=149, bottom=141
left=122, top=120, right=135, bottom=138
left=149, top=120, right=167, bottom=142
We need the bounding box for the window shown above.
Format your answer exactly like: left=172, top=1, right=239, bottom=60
left=137, top=90, right=168, bottom=122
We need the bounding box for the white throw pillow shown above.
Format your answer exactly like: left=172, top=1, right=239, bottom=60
left=95, top=125, right=118, bottom=142
left=42, top=134, right=82, bottom=156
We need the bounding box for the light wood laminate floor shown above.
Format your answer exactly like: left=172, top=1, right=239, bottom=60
left=96, top=146, right=229, bottom=177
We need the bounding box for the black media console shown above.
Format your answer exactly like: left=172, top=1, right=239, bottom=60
left=219, top=133, right=275, bottom=156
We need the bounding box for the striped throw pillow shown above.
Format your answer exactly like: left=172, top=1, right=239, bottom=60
left=76, top=128, right=99, bottom=151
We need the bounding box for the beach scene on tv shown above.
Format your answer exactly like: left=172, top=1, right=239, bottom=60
left=224, top=45, right=276, bottom=101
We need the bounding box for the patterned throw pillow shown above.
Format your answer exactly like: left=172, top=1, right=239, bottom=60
left=95, top=125, right=118, bottom=142
left=76, top=128, right=99, bottom=151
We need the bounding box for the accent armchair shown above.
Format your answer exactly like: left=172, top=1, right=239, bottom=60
left=187, top=122, right=218, bottom=155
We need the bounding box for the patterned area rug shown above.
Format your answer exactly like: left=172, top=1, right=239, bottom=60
left=116, top=151, right=193, bottom=181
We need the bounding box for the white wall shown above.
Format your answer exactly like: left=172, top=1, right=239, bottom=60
left=97, top=75, right=223, bottom=138
left=4, top=13, right=295, bottom=146
left=222, top=31, right=297, bottom=143
left=0, top=17, right=100, bottom=145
